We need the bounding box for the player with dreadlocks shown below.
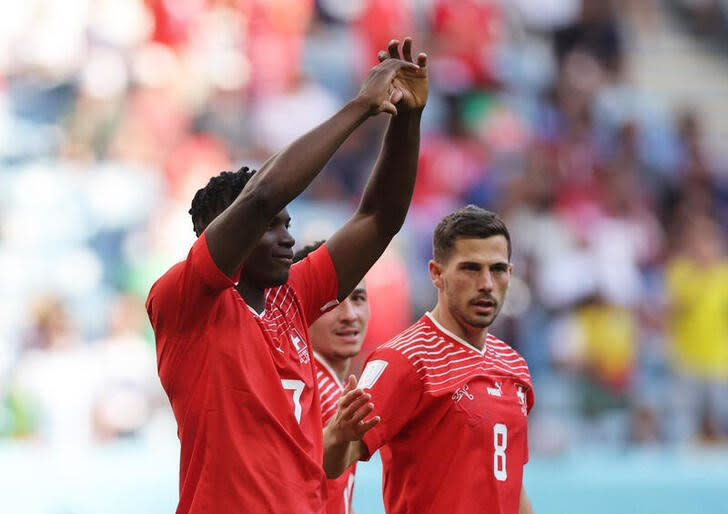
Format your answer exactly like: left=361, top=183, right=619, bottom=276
left=146, top=38, right=428, bottom=514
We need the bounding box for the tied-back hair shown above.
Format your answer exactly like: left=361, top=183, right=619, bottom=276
left=189, top=166, right=256, bottom=237
left=433, top=205, right=511, bottom=262
left=292, top=240, right=325, bottom=264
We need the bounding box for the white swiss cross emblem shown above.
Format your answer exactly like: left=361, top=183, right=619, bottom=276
left=289, top=328, right=309, bottom=364
left=516, top=384, right=527, bottom=416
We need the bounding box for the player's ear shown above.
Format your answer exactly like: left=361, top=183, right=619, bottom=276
left=428, top=260, right=444, bottom=289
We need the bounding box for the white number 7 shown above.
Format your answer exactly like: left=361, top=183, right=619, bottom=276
left=281, top=379, right=305, bottom=423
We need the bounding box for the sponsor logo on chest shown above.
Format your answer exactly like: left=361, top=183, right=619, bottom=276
left=451, top=380, right=529, bottom=415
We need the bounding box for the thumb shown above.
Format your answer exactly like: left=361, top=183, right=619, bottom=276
left=343, top=375, right=358, bottom=393
left=381, top=101, right=398, bottom=116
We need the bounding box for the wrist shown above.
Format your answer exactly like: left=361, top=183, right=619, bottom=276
left=347, top=96, right=378, bottom=119
left=323, top=423, right=346, bottom=447
left=388, top=107, right=423, bottom=130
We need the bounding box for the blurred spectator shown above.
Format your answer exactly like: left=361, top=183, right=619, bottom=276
left=91, top=294, right=164, bottom=441
left=665, top=213, right=728, bottom=443
left=10, top=297, right=99, bottom=446
left=553, top=0, right=624, bottom=74
left=428, top=0, right=506, bottom=92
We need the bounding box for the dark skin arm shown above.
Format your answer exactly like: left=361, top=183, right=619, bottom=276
left=322, top=39, right=428, bottom=476
left=204, top=56, right=420, bottom=278
left=326, top=38, right=429, bottom=299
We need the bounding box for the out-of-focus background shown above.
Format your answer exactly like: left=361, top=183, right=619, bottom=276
left=1, top=0, right=727, bottom=512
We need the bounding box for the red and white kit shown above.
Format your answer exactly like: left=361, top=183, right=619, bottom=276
left=147, top=233, right=338, bottom=514
left=316, top=353, right=357, bottom=514
left=360, top=312, right=534, bottom=514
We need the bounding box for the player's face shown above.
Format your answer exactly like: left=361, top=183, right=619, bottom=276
left=431, top=236, right=511, bottom=331
left=242, top=209, right=295, bottom=288
left=309, top=284, right=370, bottom=361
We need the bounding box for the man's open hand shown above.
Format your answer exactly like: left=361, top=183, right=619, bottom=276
left=325, top=375, right=380, bottom=445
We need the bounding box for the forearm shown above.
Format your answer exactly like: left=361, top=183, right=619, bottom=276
left=205, top=100, right=371, bottom=275
left=322, top=424, right=364, bottom=479
left=357, top=109, right=422, bottom=234
left=252, top=99, right=371, bottom=213
left=325, top=108, right=423, bottom=297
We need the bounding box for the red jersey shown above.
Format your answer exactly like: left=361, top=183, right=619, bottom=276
left=315, top=353, right=357, bottom=514
left=360, top=313, right=534, bottom=514
left=146, top=233, right=338, bottom=514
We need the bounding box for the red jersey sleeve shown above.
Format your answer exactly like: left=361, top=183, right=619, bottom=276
left=287, top=243, right=339, bottom=326
left=146, top=233, right=241, bottom=384
left=147, top=233, right=238, bottom=329
left=359, top=347, right=422, bottom=457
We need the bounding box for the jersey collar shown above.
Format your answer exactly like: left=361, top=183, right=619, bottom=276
left=424, top=311, right=487, bottom=356
left=313, top=351, right=345, bottom=389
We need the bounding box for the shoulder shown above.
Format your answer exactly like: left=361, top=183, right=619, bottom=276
left=146, top=260, right=185, bottom=311
left=380, top=317, right=439, bottom=354
left=361, top=318, right=439, bottom=385
left=375, top=318, right=437, bottom=359
left=290, top=243, right=336, bottom=281
left=486, top=334, right=532, bottom=386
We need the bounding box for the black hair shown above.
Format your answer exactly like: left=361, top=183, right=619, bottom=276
left=292, top=240, right=325, bottom=263
left=433, top=205, right=511, bottom=262
left=189, top=166, right=256, bottom=236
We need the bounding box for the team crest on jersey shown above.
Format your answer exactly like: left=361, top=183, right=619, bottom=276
left=451, top=383, right=474, bottom=403
left=516, top=384, right=527, bottom=415
left=289, top=328, right=310, bottom=364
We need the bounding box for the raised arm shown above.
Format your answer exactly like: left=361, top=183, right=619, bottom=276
left=205, top=57, right=420, bottom=277
left=326, top=38, right=429, bottom=298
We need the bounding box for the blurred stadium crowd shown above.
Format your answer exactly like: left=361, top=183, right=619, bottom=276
left=1, top=0, right=727, bottom=456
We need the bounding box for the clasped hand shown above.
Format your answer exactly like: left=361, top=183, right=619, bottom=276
left=356, top=37, right=428, bottom=117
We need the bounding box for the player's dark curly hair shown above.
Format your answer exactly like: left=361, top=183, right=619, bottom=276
left=189, top=166, right=256, bottom=237
left=433, top=205, right=511, bottom=262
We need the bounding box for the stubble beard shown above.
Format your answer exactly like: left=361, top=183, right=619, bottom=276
left=458, top=298, right=504, bottom=330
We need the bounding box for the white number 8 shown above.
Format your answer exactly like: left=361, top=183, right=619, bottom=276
left=282, top=379, right=304, bottom=423
left=493, top=423, right=508, bottom=481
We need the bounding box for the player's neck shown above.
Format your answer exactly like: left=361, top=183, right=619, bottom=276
left=430, top=304, right=488, bottom=351
left=235, top=281, right=266, bottom=314
left=317, top=353, right=351, bottom=384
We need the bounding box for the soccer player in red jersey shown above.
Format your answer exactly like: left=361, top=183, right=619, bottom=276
left=325, top=205, right=536, bottom=514
left=145, top=39, right=427, bottom=513
left=294, top=241, right=371, bottom=514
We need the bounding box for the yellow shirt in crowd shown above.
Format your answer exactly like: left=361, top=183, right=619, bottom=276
left=666, top=258, right=728, bottom=379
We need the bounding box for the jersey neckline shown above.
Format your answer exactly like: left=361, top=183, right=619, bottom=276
left=313, top=352, right=345, bottom=389
left=424, top=311, right=487, bottom=356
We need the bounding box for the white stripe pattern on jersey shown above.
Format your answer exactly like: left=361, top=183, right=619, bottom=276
left=381, top=314, right=531, bottom=394
left=315, top=357, right=344, bottom=424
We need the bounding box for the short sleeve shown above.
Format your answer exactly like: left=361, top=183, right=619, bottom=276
left=287, top=243, right=339, bottom=326
left=360, top=348, right=422, bottom=458
left=147, top=232, right=238, bottom=335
